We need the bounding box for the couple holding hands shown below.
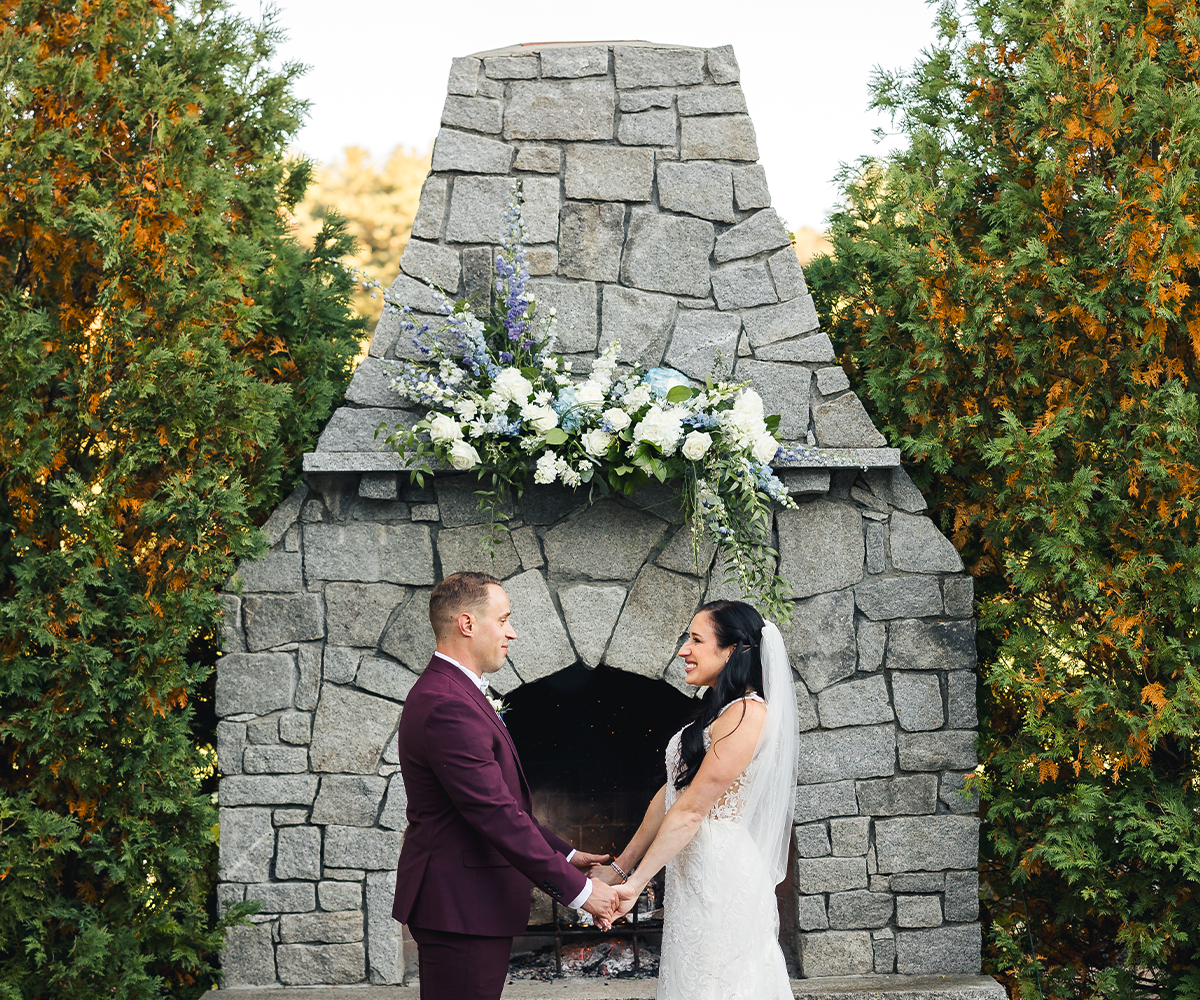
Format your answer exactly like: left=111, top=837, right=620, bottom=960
left=391, top=571, right=799, bottom=1000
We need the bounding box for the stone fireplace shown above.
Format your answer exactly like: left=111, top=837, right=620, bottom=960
left=214, top=40, right=983, bottom=988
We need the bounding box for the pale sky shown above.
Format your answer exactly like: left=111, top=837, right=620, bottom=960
left=225, top=0, right=942, bottom=230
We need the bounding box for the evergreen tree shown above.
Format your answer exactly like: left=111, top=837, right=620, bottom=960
left=808, top=2, right=1200, bottom=995
left=0, top=1, right=362, bottom=996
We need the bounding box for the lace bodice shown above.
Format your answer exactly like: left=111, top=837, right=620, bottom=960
left=664, top=693, right=765, bottom=822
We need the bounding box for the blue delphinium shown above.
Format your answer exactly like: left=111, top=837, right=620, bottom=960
left=496, top=194, right=532, bottom=346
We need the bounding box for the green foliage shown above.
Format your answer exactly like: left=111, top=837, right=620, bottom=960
left=808, top=0, right=1200, bottom=995
left=0, top=1, right=361, bottom=996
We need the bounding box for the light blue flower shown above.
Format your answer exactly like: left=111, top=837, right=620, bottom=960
left=645, top=368, right=691, bottom=398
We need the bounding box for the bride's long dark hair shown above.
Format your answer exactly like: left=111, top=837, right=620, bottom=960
left=673, top=600, right=765, bottom=791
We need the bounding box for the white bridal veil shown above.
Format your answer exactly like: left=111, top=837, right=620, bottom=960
left=743, top=621, right=800, bottom=885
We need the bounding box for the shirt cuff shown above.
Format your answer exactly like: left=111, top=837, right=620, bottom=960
left=565, top=849, right=576, bottom=863
left=566, top=878, right=592, bottom=910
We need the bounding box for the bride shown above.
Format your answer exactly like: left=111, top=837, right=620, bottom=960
left=596, top=599, right=799, bottom=1000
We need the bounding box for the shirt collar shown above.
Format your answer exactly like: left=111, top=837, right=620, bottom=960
left=433, top=651, right=489, bottom=695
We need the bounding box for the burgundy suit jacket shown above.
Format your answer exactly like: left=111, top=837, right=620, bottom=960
left=391, top=656, right=586, bottom=936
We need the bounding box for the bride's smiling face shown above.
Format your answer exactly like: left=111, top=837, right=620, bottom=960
left=678, top=611, right=732, bottom=688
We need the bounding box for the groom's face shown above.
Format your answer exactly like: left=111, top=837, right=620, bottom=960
left=471, top=584, right=517, bottom=674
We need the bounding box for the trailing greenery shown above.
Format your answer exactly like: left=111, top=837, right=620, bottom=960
left=807, top=1, right=1200, bottom=995
left=0, top=1, right=362, bottom=996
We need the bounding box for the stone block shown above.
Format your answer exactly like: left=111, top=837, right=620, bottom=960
left=216, top=652, right=295, bottom=717
left=865, top=521, right=886, bottom=574
left=504, top=569, right=576, bottom=682
left=795, top=856, right=868, bottom=894
left=875, top=816, right=980, bottom=873
left=895, top=924, right=981, bottom=975
left=558, top=201, right=624, bottom=282
left=437, top=524, right=522, bottom=580
left=324, top=646, right=364, bottom=685
left=794, top=822, right=831, bottom=858
left=943, top=672, right=978, bottom=729
left=940, top=771, right=981, bottom=815
left=310, top=775, right=387, bottom=828
left=378, top=773, right=408, bottom=832
left=891, top=872, right=945, bottom=892
left=620, top=210, right=714, bottom=298
left=893, top=672, right=945, bottom=732
left=854, top=578, right=943, bottom=621
left=527, top=279, right=598, bottom=353
left=560, top=585, right=626, bottom=667
left=888, top=619, right=978, bottom=671
left=378, top=587, right=437, bottom=672
left=320, top=880, right=362, bottom=911
left=275, top=824, right=321, bottom=881
left=279, top=711, right=312, bottom=745
left=864, top=465, right=927, bottom=513
left=828, top=890, right=894, bottom=929
left=818, top=675, right=893, bottom=728
left=607, top=565, right=701, bottom=679
left=543, top=501, right=666, bottom=580
left=678, top=85, right=747, bottom=116
left=446, top=175, right=559, bottom=244
left=410, top=176, right=447, bottom=240
left=325, top=583, right=405, bottom=649
left=343, top=359, right=403, bottom=410
left=795, top=679, right=819, bottom=732
left=898, top=731, right=978, bottom=772
left=830, top=816, right=871, bottom=857
left=216, top=721, right=246, bottom=775
left=433, top=476, right=513, bottom=528
left=366, top=869, right=404, bottom=983
left=274, top=807, right=309, bottom=825
left=856, top=774, right=938, bottom=816
left=618, top=108, right=676, bottom=146
left=243, top=745, right=308, bottom=774
left=798, top=930, right=873, bottom=976
left=246, top=716, right=277, bottom=744
left=874, top=930, right=897, bottom=973
left=620, top=90, right=672, bottom=112
left=614, top=45, right=704, bottom=88
left=797, top=725, right=895, bottom=785
left=714, top=208, right=790, bottom=263
left=324, top=825, right=404, bottom=871
left=410, top=503, right=441, bottom=522
left=217, top=592, right=245, bottom=653
left=541, top=45, right=609, bottom=78
left=359, top=473, right=399, bottom=501
left=794, top=780, right=858, bottom=823
left=504, top=80, right=615, bottom=140
left=484, top=54, right=537, bottom=79
left=400, top=239, right=461, bottom=292
left=890, top=512, right=964, bottom=573
left=814, top=393, right=888, bottom=448
left=276, top=942, right=365, bottom=985
left=221, top=923, right=276, bottom=986
left=681, top=115, right=758, bottom=161
left=566, top=146, right=654, bottom=201
left=309, top=686, right=403, bottom=773
left=665, top=309, right=740, bottom=380
left=781, top=469, right=830, bottom=495
left=707, top=45, right=739, bottom=83
left=219, top=807, right=274, bottom=882
left=514, top=145, right=562, bottom=172
left=220, top=775, right=319, bottom=807
left=305, top=523, right=434, bottom=586
left=656, top=161, right=735, bottom=222
left=242, top=595, right=323, bottom=652
left=857, top=619, right=886, bottom=672
left=897, top=894, right=942, bottom=927
left=234, top=551, right=302, bottom=594
left=777, top=502, right=864, bottom=600
left=712, top=262, right=777, bottom=310
left=768, top=246, right=807, bottom=300
left=280, top=910, right=363, bottom=944
left=447, top=55, right=480, bottom=96
left=489, top=662, right=523, bottom=696
left=732, top=164, right=770, bottom=210
left=797, top=894, right=829, bottom=931
left=355, top=655, right=417, bottom=703
left=525, top=246, right=558, bottom=274
left=601, top=285, right=677, bottom=366
left=656, top=521, right=716, bottom=577
left=460, top=246, right=494, bottom=306
left=441, top=94, right=502, bottom=134
left=816, top=367, right=851, bottom=397
left=945, top=870, right=980, bottom=921
left=244, top=879, right=316, bottom=913
left=510, top=526, right=544, bottom=570
left=743, top=297, right=822, bottom=349
left=943, top=576, right=975, bottom=619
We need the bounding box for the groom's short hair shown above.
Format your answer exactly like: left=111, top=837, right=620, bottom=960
left=429, top=572, right=502, bottom=639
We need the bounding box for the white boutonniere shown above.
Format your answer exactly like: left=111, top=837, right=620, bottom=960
left=486, top=693, right=508, bottom=718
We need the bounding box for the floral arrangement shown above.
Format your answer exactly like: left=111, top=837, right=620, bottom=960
left=381, top=185, right=799, bottom=619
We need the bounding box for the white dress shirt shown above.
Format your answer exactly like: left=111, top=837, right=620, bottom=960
left=432, top=652, right=592, bottom=910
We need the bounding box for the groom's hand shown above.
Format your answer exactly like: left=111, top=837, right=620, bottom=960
left=569, top=849, right=611, bottom=871
left=582, top=877, right=619, bottom=931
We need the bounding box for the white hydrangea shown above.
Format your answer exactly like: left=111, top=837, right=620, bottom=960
left=520, top=403, right=559, bottom=433
left=724, top=388, right=768, bottom=450
left=453, top=398, right=478, bottom=422
left=575, top=381, right=606, bottom=408
left=623, top=383, right=652, bottom=412
left=534, top=450, right=558, bottom=484
left=634, top=404, right=684, bottom=456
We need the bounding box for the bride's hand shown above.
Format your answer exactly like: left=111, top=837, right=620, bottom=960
left=613, top=882, right=640, bottom=920
left=588, top=864, right=624, bottom=886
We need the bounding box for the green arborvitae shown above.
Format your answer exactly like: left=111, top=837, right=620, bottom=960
left=808, top=1, right=1200, bottom=996
left=0, top=1, right=362, bottom=996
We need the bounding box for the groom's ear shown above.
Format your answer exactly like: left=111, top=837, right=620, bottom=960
left=456, top=611, right=475, bottom=637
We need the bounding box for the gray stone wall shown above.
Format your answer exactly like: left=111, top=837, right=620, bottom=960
left=214, top=41, right=982, bottom=987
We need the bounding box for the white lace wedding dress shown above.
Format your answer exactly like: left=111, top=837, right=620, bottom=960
left=657, top=695, right=792, bottom=1000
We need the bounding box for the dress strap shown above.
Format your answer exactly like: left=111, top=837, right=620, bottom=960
left=715, top=693, right=764, bottom=718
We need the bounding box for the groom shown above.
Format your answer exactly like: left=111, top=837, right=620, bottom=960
left=391, top=571, right=619, bottom=999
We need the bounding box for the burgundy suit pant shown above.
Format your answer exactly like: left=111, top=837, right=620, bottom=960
left=409, top=925, right=511, bottom=1000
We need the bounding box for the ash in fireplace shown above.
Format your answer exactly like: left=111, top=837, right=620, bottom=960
left=508, top=939, right=660, bottom=981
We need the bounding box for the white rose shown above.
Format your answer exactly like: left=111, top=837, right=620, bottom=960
left=623, top=383, right=652, bottom=412
left=448, top=440, right=481, bottom=470
left=522, top=405, right=558, bottom=433
left=681, top=430, right=713, bottom=461
left=634, top=405, right=684, bottom=456
left=492, top=367, right=534, bottom=404
left=428, top=413, right=463, bottom=445
left=752, top=431, right=780, bottom=464
left=575, top=381, right=606, bottom=407
left=603, top=407, right=631, bottom=432
left=582, top=429, right=613, bottom=458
